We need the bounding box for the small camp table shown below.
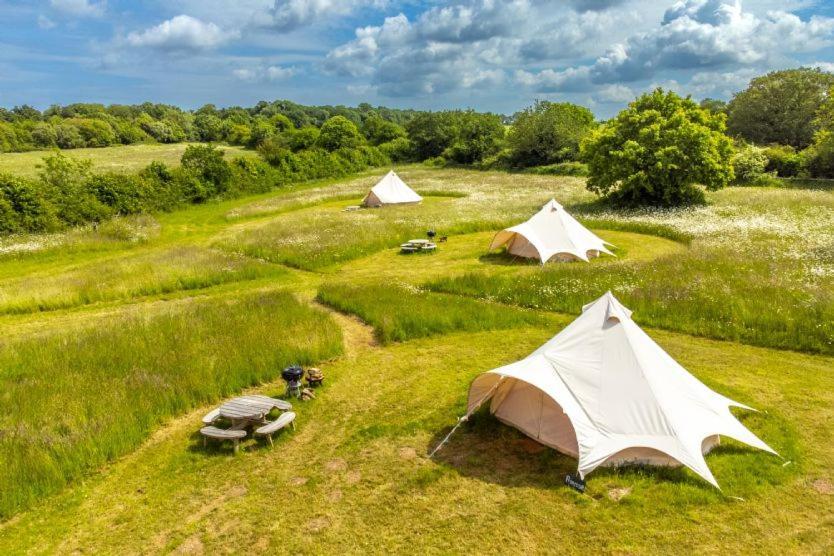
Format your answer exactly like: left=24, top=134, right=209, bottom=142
left=219, top=395, right=292, bottom=426
left=400, top=239, right=437, bottom=254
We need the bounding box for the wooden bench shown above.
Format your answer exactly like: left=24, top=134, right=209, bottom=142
left=201, top=408, right=221, bottom=425
left=254, top=412, right=296, bottom=446
left=200, top=426, right=247, bottom=453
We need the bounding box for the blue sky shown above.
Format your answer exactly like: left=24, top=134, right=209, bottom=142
left=1, top=0, right=833, bottom=117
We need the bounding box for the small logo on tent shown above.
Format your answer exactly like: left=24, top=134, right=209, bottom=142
left=565, top=474, right=586, bottom=492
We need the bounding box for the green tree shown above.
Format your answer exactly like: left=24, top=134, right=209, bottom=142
left=405, top=112, right=457, bottom=160
left=443, top=111, right=505, bottom=164
left=316, top=116, right=363, bottom=151
left=699, top=98, right=728, bottom=115
left=507, top=101, right=596, bottom=167
left=727, top=68, right=834, bottom=148
left=361, top=114, right=406, bottom=146
left=581, top=89, right=734, bottom=207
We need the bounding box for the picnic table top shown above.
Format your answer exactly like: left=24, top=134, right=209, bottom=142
left=219, top=395, right=292, bottom=420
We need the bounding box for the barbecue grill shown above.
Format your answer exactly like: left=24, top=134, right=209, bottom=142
left=282, top=365, right=304, bottom=398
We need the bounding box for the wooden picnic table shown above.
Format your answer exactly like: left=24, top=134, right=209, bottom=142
left=219, top=395, right=292, bottom=423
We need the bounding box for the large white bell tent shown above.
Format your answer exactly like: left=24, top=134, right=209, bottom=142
left=490, top=199, right=614, bottom=263
left=362, top=170, right=423, bottom=207
left=464, top=292, right=777, bottom=488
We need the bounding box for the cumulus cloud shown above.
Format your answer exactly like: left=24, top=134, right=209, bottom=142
left=50, top=0, right=105, bottom=18
left=126, top=15, right=238, bottom=52
left=324, top=0, right=621, bottom=97
left=261, top=0, right=387, bottom=32
left=233, top=65, right=298, bottom=82
left=518, top=0, right=834, bottom=92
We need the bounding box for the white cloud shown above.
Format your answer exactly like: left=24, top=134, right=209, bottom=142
left=49, top=0, right=105, bottom=18
left=37, top=15, right=57, bottom=29
left=595, top=83, right=635, bottom=103
left=260, top=0, right=387, bottom=31
left=233, top=64, right=298, bottom=82
left=518, top=0, right=834, bottom=93
left=324, top=0, right=626, bottom=97
left=126, top=15, right=238, bottom=52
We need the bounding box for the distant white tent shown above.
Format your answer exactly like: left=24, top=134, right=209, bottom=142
left=362, top=170, right=422, bottom=207
left=466, top=292, right=777, bottom=488
left=490, top=199, right=613, bottom=263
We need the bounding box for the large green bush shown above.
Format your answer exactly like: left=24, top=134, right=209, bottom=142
left=732, top=144, right=768, bottom=184
left=0, top=173, right=58, bottom=233
left=763, top=145, right=801, bottom=177
left=581, top=89, right=734, bottom=206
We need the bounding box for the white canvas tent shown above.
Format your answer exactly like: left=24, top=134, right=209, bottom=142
left=466, top=292, right=777, bottom=488
left=490, top=199, right=614, bottom=263
left=362, top=170, right=422, bottom=207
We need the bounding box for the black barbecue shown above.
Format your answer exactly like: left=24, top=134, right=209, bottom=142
left=282, top=365, right=304, bottom=398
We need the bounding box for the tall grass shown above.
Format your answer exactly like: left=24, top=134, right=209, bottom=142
left=428, top=243, right=834, bottom=354
left=0, top=246, right=282, bottom=315
left=0, top=291, right=342, bottom=518
left=317, top=281, right=545, bottom=343
left=217, top=168, right=593, bottom=270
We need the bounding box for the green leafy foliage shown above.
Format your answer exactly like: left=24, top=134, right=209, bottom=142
left=508, top=101, right=596, bottom=167
left=581, top=89, right=734, bottom=206
left=727, top=68, right=834, bottom=149
left=316, top=116, right=364, bottom=151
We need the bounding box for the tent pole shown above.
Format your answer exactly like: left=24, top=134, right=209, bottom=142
left=428, top=377, right=504, bottom=459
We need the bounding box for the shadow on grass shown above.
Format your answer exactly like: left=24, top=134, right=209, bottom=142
left=427, top=411, right=749, bottom=493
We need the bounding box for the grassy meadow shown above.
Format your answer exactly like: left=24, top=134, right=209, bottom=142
left=0, top=162, right=832, bottom=552
left=0, top=143, right=256, bottom=179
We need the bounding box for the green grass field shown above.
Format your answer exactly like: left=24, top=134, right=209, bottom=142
left=0, top=162, right=832, bottom=553
left=0, top=143, right=256, bottom=179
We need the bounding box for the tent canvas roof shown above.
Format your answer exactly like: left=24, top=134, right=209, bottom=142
left=363, top=170, right=422, bottom=206
left=467, top=292, right=777, bottom=488
left=490, top=199, right=613, bottom=262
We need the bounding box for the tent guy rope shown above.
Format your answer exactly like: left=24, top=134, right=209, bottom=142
left=428, top=377, right=503, bottom=459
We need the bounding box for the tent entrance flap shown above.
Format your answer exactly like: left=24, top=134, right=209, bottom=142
left=491, top=377, right=580, bottom=458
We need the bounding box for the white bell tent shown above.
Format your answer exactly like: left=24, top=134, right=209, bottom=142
left=362, top=170, right=422, bottom=207
left=490, top=199, right=614, bottom=263
left=465, top=292, right=777, bottom=488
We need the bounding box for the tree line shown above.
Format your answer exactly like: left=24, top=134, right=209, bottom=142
left=2, top=66, right=833, bottom=234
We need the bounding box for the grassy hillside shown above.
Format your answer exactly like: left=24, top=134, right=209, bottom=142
left=0, top=162, right=831, bottom=552
left=0, top=143, right=256, bottom=178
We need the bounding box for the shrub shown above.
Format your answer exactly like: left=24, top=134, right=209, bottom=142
left=39, top=154, right=111, bottom=225
left=86, top=173, right=147, bottom=214
left=800, top=130, right=834, bottom=178
left=316, top=116, right=364, bottom=151
left=179, top=144, right=232, bottom=201
left=581, top=89, right=734, bottom=207
left=524, top=161, right=589, bottom=176
left=732, top=145, right=768, bottom=184
left=113, top=121, right=150, bottom=144
left=763, top=145, right=801, bottom=177
left=0, top=173, right=59, bottom=232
